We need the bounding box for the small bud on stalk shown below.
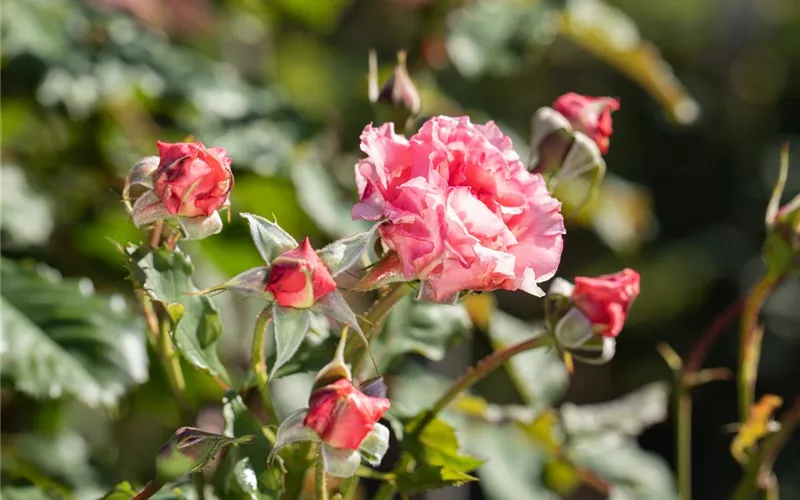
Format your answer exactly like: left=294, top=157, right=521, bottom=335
left=369, top=49, right=421, bottom=133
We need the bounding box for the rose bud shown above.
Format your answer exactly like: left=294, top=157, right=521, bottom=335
left=552, top=93, right=620, bottom=155
left=155, top=427, right=252, bottom=481
left=265, top=237, right=338, bottom=309
left=369, top=50, right=421, bottom=132
left=269, top=328, right=391, bottom=478
left=153, top=141, right=234, bottom=218
left=304, top=378, right=391, bottom=451
left=570, top=268, right=641, bottom=338
left=549, top=269, right=640, bottom=364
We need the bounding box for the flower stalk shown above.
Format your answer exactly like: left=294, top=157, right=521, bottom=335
left=253, top=307, right=279, bottom=429
left=346, top=282, right=412, bottom=370
left=316, top=445, right=329, bottom=500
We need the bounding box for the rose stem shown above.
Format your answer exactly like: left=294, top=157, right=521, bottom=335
left=252, top=306, right=279, bottom=434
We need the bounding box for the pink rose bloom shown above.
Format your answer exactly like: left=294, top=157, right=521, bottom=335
left=266, top=238, right=337, bottom=309
left=304, top=378, right=391, bottom=450
left=572, top=268, right=641, bottom=337
left=352, top=116, right=565, bottom=301
left=153, top=141, right=234, bottom=217
left=552, top=93, right=620, bottom=154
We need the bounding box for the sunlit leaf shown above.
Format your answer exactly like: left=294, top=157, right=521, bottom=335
left=372, top=295, right=471, bottom=371
left=405, top=417, right=483, bottom=472
left=222, top=392, right=279, bottom=492
left=730, top=394, right=783, bottom=464
left=395, top=465, right=477, bottom=495
left=0, top=259, right=147, bottom=407
left=132, top=247, right=230, bottom=382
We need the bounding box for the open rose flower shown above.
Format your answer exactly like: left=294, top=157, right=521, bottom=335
left=552, top=93, right=620, bottom=155
left=125, top=140, right=234, bottom=239
left=547, top=269, right=641, bottom=365
left=353, top=116, right=565, bottom=302
left=270, top=332, right=391, bottom=478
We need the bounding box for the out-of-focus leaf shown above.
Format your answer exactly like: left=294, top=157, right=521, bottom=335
left=0, top=164, right=53, bottom=247
left=1, top=431, right=98, bottom=494
left=101, top=481, right=208, bottom=500
left=0, top=487, right=55, bottom=500
left=730, top=394, right=783, bottom=464
left=373, top=296, right=472, bottom=371
left=222, top=392, right=279, bottom=493
left=462, top=293, right=496, bottom=332
left=405, top=417, right=483, bottom=472
left=566, top=433, right=677, bottom=500
left=132, top=247, right=229, bottom=382
left=557, top=0, right=699, bottom=125
left=561, top=383, right=676, bottom=499
left=395, top=465, right=477, bottom=495
left=290, top=147, right=369, bottom=238
left=556, top=174, right=656, bottom=254
left=101, top=481, right=138, bottom=500
left=0, top=259, right=147, bottom=407
left=462, top=422, right=557, bottom=500
left=485, top=310, right=568, bottom=406
left=560, top=382, right=669, bottom=436
left=275, top=0, right=354, bottom=32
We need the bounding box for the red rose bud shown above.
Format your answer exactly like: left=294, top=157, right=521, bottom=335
left=266, top=238, right=337, bottom=309
left=552, top=93, right=620, bottom=155
left=571, top=268, right=640, bottom=338
left=153, top=141, right=233, bottom=218
left=304, top=378, right=391, bottom=450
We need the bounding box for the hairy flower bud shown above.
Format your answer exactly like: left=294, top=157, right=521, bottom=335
left=265, top=238, right=337, bottom=309
left=155, top=427, right=251, bottom=481
left=369, top=50, right=421, bottom=132
left=304, top=378, right=391, bottom=450
left=153, top=141, right=233, bottom=218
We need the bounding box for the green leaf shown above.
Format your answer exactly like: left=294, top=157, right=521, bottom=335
left=373, top=296, right=471, bottom=371
left=101, top=481, right=205, bottom=500
left=100, top=481, right=138, bottom=500
left=0, top=487, right=54, bottom=500
left=485, top=310, right=568, bottom=406
left=241, top=212, right=298, bottom=264
left=396, top=465, right=477, bottom=494
left=557, top=0, right=699, bottom=125
left=0, top=164, right=53, bottom=247
left=271, top=304, right=311, bottom=378
left=405, top=417, right=483, bottom=472
left=133, top=247, right=229, bottom=382
left=560, top=382, right=669, bottom=437
left=0, top=259, right=147, bottom=407
left=316, top=224, right=380, bottom=277
left=222, top=392, right=279, bottom=493
left=289, top=147, right=370, bottom=238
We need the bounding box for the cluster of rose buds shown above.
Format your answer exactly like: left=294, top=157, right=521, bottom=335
left=123, top=73, right=642, bottom=479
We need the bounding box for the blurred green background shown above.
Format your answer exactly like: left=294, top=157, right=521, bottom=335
left=2, top=0, right=800, bottom=499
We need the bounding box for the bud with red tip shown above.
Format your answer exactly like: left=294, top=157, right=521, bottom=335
left=547, top=269, right=640, bottom=364
left=552, top=93, right=620, bottom=155
left=266, top=237, right=338, bottom=309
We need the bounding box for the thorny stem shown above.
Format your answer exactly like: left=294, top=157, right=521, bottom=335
left=347, top=283, right=412, bottom=371
left=375, top=332, right=551, bottom=500
left=131, top=479, right=165, bottom=500
left=252, top=307, right=280, bottom=431
left=738, top=274, right=780, bottom=421
left=316, top=445, right=329, bottom=500
left=412, top=332, right=550, bottom=434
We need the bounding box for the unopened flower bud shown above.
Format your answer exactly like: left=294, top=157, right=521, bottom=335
left=552, top=93, right=620, bottom=155
left=155, top=427, right=251, bottom=481
left=265, top=238, right=337, bottom=309
left=369, top=50, right=421, bottom=131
